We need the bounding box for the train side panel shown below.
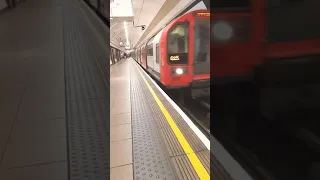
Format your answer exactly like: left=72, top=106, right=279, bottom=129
left=137, top=48, right=141, bottom=64
left=141, top=45, right=147, bottom=68
left=146, top=42, right=155, bottom=73
left=145, top=31, right=162, bottom=79
left=160, top=13, right=194, bottom=87
left=152, top=31, right=162, bottom=73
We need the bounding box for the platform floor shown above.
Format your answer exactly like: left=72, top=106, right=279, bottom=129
left=110, top=58, right=214, bottom=180
left=0, top=0, right=108, bottom=179
left=110, top=57, right=254, bottom=180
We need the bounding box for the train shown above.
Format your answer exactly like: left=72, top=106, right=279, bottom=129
left=211, top=0, right=320, bottom=122
left=132, top=8, right=210, bottom=100
left=211, top=0, right=320, bottom=170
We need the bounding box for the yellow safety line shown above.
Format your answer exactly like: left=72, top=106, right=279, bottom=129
left=133, top=61, right=210, bottom=180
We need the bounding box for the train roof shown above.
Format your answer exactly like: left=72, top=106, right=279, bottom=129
left=135, top=0, right=209, bottom=48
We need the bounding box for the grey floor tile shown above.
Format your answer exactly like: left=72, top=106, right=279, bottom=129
left=110, top=113, right=131, bottom=126
left=1, top=137, right=67, bottom=168
left=9, top=118, right=66, bottom=141
left=110, top=139, right=132, bottom=168
left=110, top=164, right=133, bottom=180
left=110, top=124, right=132, bottom=142
left=0, top=161, right=67, bottom=180
left=111, top=99, right=131, bottom=115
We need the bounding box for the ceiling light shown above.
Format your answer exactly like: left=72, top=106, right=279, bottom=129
left=110, top=0, right=120, bottom=8
left=124, top=21, right=130, bottom=46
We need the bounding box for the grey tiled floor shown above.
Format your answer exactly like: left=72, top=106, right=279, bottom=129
left=110, top=59, right=133, bottom=180
left=0, top=0, right=67, bottom=179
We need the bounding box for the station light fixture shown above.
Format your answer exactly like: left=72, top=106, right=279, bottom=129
left=110, top=0, right=134, bottom=18
left=124, top=21, right=130, bottom=46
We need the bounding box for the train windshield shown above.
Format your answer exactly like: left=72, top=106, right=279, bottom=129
left=211, top=0, right=251, bottom=11
left=193, top=18, right=210, bottom=74
left=167, top=23, right=189, bottom=65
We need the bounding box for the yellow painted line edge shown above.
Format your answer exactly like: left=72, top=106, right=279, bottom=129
left=130, top=58, right=210, bottom=150
left=133, top=61, right=210, bottom=180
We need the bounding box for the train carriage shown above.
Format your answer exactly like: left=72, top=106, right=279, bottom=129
left=209, top=1, right=320, bottom=179
left=210, top=0, right=320, bottom=121
left=133, top=8, right=210, bottom=99
left=141, top=45, right=147, bottom=69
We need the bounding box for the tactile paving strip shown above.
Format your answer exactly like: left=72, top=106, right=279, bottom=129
left=133, top=61, right=233, bottom=180
left=63, top=0, right=109, bottom=179
left=137, top=67, right=207, bottom=150
left=141, top=76, right=207, bottom=152
left=131, top=65, right=176, bottom=180
left=132, top=65, right=207, bottom=179
left=170, top=151, right=211, bottom=180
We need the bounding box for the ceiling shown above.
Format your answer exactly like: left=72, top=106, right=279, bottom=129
left=110, top=0, right=166, bottom=51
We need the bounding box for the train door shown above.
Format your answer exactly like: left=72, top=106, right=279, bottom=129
left=146, top=44, right=153, bottom=69
left=139, top=48, right=143, bottom=64
left=211, top=0, right=264, bottom=78
left=192, top=12, right=210, bottom=77
left=155, top=43, right=160, bottom=72
left=152, top=31, right=162, bottom=73
left=141, top=46, right=144, bottom=66
left=165, top=21, right=189, bottom=71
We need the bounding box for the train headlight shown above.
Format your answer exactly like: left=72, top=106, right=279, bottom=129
left=176, top=68, right=183, bottom=75
left=212, top=21, right=233, bottom=40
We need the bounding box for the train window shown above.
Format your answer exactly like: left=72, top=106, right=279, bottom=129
left=167, top=23, right=189, bottom=64
left=194, top=19, right=210, bottom=63
left=143, top=47, right=147, bottom=56
left=156, top=44, right=159, bottom=64
left=267, top=0, right=320, bottom=42
left=147, top=44, right=153, bottom=56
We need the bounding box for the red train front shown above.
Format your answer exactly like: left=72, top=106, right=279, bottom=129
left=133, top=9, right=210, bottom=99
left=210, top=0, right=320, bottom=151
left=211, top=0, right=320, bottom=79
